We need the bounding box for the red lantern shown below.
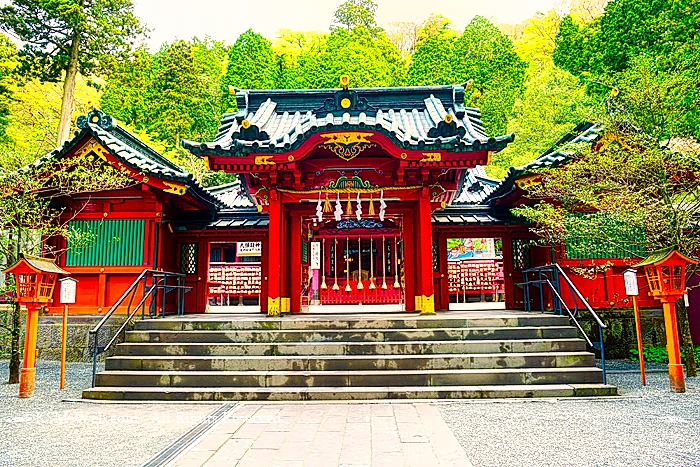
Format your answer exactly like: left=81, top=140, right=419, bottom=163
left=2, top=254, right=68, bottom=398
left=638, top=248, right=696, bottom=302
left=637, top=248, right=697, bottom=393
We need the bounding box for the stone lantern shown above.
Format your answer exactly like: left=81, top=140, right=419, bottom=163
left=637, top=248, right=698, bottom=392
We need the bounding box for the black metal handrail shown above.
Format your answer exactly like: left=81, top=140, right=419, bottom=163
left=89, top=269, right=189, bottom=386
left=518, top=264, right=608, bottom=384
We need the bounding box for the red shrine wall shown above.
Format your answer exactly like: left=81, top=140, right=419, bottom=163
left=43, top=193, right=661, bottom=316
left=45, top=188, right=163, bottom=314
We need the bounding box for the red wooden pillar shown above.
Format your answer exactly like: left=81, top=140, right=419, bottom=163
left=290, top=214, right=302, bottom=313
left=279, top=205, right=291, bottom=313
left=417, top=188, right=435, bottom=314
left=502, top=234, right=516, bottom=310
left=266, top=191, right=282, bottom=316
left=437, top=233, right=449, bottom=311
left=403, top=213, right=415, bottom=311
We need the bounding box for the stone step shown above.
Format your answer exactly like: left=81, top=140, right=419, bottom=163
left=114, top=338, right=588, bottom=357
left=106, top=352, right=596, bottom=371
left=124, top=326, right=579, bottom=344
left=135, top=314, right=570, bottom=332
left=94, top=367, right=604, bottom=388
left=82, top=383, right=618, bottom=401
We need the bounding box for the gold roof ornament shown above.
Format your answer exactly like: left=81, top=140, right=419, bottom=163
left=340, top=74, right=350, bottom=90
left=228, top=85, right=237, bottom=95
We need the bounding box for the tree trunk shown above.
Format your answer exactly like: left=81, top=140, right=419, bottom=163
left=677, top=299, right=697, bottom=377
left=8, top=302, right=20, bottom=384
left=57, top=32, right=81, bottom=145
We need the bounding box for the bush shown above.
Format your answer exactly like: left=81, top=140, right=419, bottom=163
left=630, top=345, right=700, bottom=364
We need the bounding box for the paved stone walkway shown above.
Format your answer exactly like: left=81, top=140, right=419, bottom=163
left=171, top=403, right=472, bottom=467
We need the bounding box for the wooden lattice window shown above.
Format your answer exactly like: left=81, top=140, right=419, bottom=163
left=432, top=239, right=439, bottom=272
left=512, top=239, right=530, bottom=270
left=180, top=243, right=198, bottom=274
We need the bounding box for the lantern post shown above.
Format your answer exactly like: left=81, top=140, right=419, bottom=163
left=623, top=269, right=646, bottom=386
left=2, top=254, right=68, bottom=398
left=636, top=248, right=698, bottom=393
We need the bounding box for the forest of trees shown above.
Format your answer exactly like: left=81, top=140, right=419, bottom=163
left=0, top=0, right=695, bottom=183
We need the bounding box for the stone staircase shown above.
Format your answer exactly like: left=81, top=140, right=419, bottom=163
left=82, top=312, right=617, bottom=401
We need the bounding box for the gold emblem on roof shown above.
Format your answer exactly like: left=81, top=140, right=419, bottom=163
left=319, top=132, right=375, bottom=162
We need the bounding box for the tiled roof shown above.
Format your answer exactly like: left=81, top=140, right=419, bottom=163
left=452, top=166, right=501, bottom=206
left=28, top=110, right=225, bottom=209
left=183, top=84, right=514, bottom=156
left=432, top=204, right=511, bottom=225
left=205, top=178, right=257, bottom=210
left=482, top=122, right=602, bottom=203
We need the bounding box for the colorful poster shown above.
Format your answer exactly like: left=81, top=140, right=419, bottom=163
left=447, top=238, right=495, bottom=261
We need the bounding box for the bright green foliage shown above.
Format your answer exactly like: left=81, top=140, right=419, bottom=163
left=514, top=10, right=561, bottom=69
left=101, top=38, right=229, bottom=186
left=102, top=38, right=227, bottom=148
left=332, top=0, right=379, bottom=33
left=283, top=27, right=405, bottom=89
left=222, top=30, right=277, bottom=108
left=630, top=345, right=700, bottom=364
left=406, top=30, right=456, bottom=86
left=493, top=64, right=595, bottom=173
left=0, top=0, right=144, bottom=80
left=553, top=0, right=700, bottom=139
left=0, top=34, right=18, bottom=142
left=454, top=16, right=528, bottom=136
left=272, top=30, right=326, bottom=89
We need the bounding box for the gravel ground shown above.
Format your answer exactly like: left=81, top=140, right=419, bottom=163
left=0, top=360, right=220, bottom=467
left=440, top=361, right=700, bottom=467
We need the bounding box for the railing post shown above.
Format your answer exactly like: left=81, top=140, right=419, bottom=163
left=162, top=275, right=167, bottom=318
left=91, top=332, right=98, bottom=388
left=538, top=271, right=544, bottom=313
left=599, top=326, right=607, bottom=385
left=523, top=271, right=529, bottom=312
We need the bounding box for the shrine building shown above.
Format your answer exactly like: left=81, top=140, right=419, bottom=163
left=35, top=82, right=655, bottom=316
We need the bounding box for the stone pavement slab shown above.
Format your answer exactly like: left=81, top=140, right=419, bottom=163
left=170, top=403, right=472, bottom=467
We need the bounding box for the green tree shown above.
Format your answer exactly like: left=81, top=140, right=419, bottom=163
left=101, top=38, right=229, bottom=186
left=406, top=33, right=456, bottom=86
left=0, top=0, right=145, bottom=145
left=332, top=0, right=378, bottom=32
left=0, top=34, right=18, bottom=142
left=492, top=64, right=594, bottom=176
left=222, top=30, right=277, bottom=109
left=454, top=16, right=527, bottom=135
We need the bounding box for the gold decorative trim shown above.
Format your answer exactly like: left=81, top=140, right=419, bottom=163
left=420, top=152, right=441, bottom=162
left=241, top=119, right=251, bottom=129
left=163, top=181, right=187, bottom=195
left=268, top=297, right=280, bottom=317
left=340, top=98, right=351, bottom=109
left=254, top=155, right=276, bottom=166
left=75, top=138, right=109, bottom=161
left=319, top=132, right=375, bottom=161
left=281, top=297, right=290, bottom=313
left=444, top=114, right=454, bottom=124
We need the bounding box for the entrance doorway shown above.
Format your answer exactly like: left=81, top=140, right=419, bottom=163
left=207, top=241, right=262, bottom=313
left=447, top=237, right=506, bottom=310
left=305, top=217, right=404, bottom=313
